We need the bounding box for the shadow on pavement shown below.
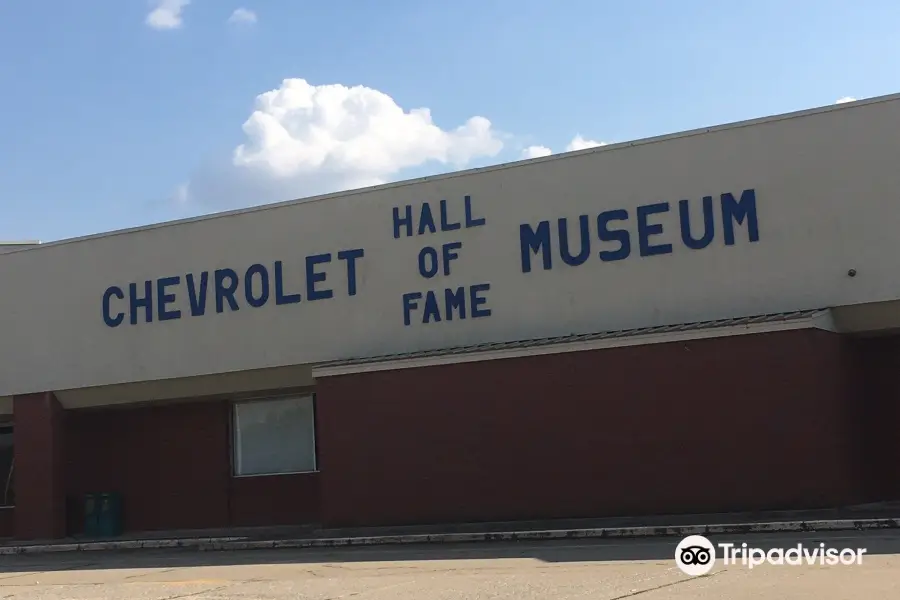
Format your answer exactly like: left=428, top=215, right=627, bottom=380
left=0, top=530, right=898, bottom=574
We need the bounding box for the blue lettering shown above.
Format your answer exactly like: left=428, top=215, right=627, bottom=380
left=157, top=276, right=182, bottom=321
left=445, top=287, right=466, bottom=320
left=520, top=221, right=552, bottom=272
left=244, top=264, right=270, bottom=308
left=439, top=199, right=461, bottom=231
left=306, top=253, right=333, bottom=301
left=722, top=189, right=759, bottom=245
left=418, top=203, right=437, bottom=235
left=597, top=209, right=631, bottom=261
left=470, top=283, right=491, bottom=318
left=337, top=249, right=364, bottom=296
left=637, top=202, right=673, bottom=257
left=423, top=291, right=442, bottom=323
left=393, top=205, right=413, bottom=239
left=680, top=196, right=715, bottom=250
left=393, top=197, right=480, bottom=239
left=129, top=280, right=153, bottom=325
left=559, top=215, right=591, bottom=267
left=402, top=292, right=422, bottom=326
left=106, top=248, right=370, bottom=328
left=403, top=284, right=491, bottom=325
left=214, top=268, right=240, bottom=313
left=186, top=272, right=209, bottom=316
left=418, top=247, right=439, bottom=279
left=274, top=261, right=301, bottom=305
left=441, top=242, right=462, bottom=276
left=464, top=195, right=485, bottom=228
left=102, top=286, right=125, bottom=327
left=516, top=188, right=759, bottom=272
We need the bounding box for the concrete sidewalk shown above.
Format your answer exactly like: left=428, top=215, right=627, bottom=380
left=2, top=502, right=899, bottom=556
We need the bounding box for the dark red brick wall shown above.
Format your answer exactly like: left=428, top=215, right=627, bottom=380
left=230, top=473, right=320, bottom=527
left=14, top=392, right=66, bottom=539
left=65, top=401, right=320, bottom=534
left=315, top=329, right=874, bottom=528
left=66, top=401, right=231, bottom=533
left=851, top=335, right=900, bottom=500
left=11, top=327, right=898, bottom=539
left=0, top=507, right=12, bottom=538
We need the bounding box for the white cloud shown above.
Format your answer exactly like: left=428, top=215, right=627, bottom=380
left=180, top=78, right=504, bottom=209
left=146, top=0, right=190, bottom=30
left=835, top=96, right=857, bottom=104
left=228, top=8, right=257, bottom=24
left=519, top=135, right=608, bottom=160
left=521, top=145, right=552, bottom=159
left=565, top=134, right=607, bottom=152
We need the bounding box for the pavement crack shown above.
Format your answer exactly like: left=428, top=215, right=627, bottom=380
left=160, top=585, right=232, bottom=600
left=608, top=570, right=726, bottom=599
left=125, top=567, right=179, bottom=580
left=0, top=574, right=37, bottom=582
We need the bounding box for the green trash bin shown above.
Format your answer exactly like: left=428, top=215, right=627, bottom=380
left=97, top=492, right=123, bottom=537
left=83, top=493, right=100, bottom=537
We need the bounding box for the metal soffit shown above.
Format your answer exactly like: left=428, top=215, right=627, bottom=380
left=315, top=309, right=831, bottom=371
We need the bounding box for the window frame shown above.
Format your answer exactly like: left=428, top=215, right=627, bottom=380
left=230, top=393, right=319, bottom=479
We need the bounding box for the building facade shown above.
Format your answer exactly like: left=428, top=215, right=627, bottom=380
left=2, top=95, right=900, bottom=541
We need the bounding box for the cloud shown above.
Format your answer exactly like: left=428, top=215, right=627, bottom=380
left=521, top=145, right=552, bottom=159
left=228, top=8, right=257, bottom=24
left=146, top=0, right=190, bottom=30
left=520, top=135, right=607, bottom=160
left=565, top=135, right=606, bottom=152
left=179, top=78, right=504, bottom=210
left=835, top=96, right=857, bottom=104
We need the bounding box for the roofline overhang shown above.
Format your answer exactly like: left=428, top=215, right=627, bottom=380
left=312, top=309, right=837, bottom=378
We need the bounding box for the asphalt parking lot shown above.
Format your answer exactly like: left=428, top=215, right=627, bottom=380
left=0, top=529, right=898, bottom=599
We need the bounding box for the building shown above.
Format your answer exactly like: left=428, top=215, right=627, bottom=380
left=2, top=95, right=900, bottom=542
left=0, top=241, right=40, bottom=255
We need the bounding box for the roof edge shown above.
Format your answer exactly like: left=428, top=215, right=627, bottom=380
left=312, top=309, right=835, bottom=378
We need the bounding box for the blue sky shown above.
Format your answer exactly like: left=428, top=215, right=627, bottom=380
left=1, top=0, right=897, bottom=242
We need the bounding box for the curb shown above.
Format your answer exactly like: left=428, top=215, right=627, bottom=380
left=2, top=518, right=898, bottom=556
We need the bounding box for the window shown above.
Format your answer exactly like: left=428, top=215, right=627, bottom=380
left=232, top=395, right=317, bottom=477
left=0, top=424, right=12, bottom=507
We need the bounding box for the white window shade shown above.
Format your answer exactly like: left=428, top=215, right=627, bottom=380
left=233, top=395, right=317, bottom=477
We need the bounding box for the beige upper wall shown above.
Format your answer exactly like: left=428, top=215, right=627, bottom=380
left=2, top=95, right=900, bottom=396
